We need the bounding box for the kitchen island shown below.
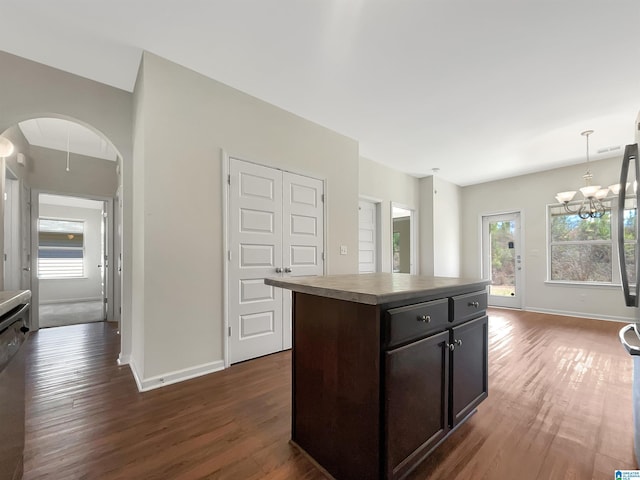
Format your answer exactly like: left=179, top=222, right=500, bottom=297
left=264, top=273, right=489, bottom=480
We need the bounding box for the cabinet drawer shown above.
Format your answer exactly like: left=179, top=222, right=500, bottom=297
left=451, top=290, right=487, bottom=324
left=385, top=298, right=448, bottom=348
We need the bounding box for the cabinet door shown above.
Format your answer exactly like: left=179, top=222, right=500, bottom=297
left=385, top=330, right=449, bottom=480
left=450, top=315, right=488, bottom=427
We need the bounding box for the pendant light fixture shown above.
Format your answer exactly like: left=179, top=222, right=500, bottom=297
left=555, top=130, right=609, bottom=219
left=65, top=126, right=71, bottom=172
left=0, top=136, right=15, bottom=157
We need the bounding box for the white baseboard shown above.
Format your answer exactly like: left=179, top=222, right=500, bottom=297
left=40, top=297, right=102, bottom=305
left=128, top=359, right=226, bottom=392
left=128, top=357, right=144, bottom=392
left=521, top=306, right=633, bottom=323
left=117, top=353, right=131, bottom=366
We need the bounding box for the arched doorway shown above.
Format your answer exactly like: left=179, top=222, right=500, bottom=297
left=0, top=115, right=123, bottom=344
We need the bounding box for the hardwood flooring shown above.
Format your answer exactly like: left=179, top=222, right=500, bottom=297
left=23, top=309, right=635, bottom=479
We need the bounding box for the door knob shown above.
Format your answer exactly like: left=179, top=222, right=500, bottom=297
left=284, top=267, right=292, bottom=273
left=275, top=267, right=283, bottom=273
left=22, top=267, right=30, bottom=272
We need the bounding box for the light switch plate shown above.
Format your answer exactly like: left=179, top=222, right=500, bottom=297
left=340, top=245, right=348, bottom=255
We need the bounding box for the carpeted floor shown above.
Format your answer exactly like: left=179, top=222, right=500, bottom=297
left=39, top=301, right=104, bottom=328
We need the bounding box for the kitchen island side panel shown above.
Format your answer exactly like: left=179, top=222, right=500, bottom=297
left=292, top=292, right=381, bottom=480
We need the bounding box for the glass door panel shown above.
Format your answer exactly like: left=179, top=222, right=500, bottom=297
left=482, top=212, right=522, bottom=308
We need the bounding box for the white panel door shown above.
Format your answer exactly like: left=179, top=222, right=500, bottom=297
left=281, top=172, right=324, bottom=349
left=229, top=159, right=284, bottom=364
left=358, top=200, right=377, bottom=273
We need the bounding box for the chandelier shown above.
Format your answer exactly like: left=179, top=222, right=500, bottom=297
left=555, top=130, right=610, bottom=219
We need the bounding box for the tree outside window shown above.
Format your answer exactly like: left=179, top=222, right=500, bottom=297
left=548, top=200, right=636, bottom=284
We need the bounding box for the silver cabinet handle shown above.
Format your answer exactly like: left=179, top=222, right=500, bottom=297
left=417, top=315, right=431, bottom=323
left=284, top=267, right=292, bottom=273
left=455, top=339, right=463, bottom=347
left=275, top=267, right=283, bottom=273
left=468, top=301, right=479, bottom=308
left=446, top=343, right=455, bottom=351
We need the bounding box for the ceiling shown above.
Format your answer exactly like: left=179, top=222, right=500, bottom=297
left=39, top=193, right=104, bottom=210
left=2, top=0, right=639, bottom=186
left=19, top=118, right=118, bottom=161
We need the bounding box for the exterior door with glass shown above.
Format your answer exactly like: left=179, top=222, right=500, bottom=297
left=482, top=212, right=522, bottom=308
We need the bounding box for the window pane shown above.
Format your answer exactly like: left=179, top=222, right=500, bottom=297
left=37, top=218, right=84, bottom=279
left=489, top=220, right=515, bottom=297
left=625, top=242, right=637, bottom=285
left=550, top=244, right=612, bottom=282
left=39, top=219, right=84, bottom=234
left=38, top=231, right=84, bottom=248
left=624, top=208, right=637, bottom=241
left=550, top=212, right=611, bottom=242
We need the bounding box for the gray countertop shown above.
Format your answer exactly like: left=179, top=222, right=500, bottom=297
left=0, top=290, right=31, bottom=317
left=264, top=273, right=489, bottom=305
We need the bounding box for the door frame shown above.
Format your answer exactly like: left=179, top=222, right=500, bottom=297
left=480, top=210, right=524, bottom=309
left=30, top=189, right=115, bottom=330
left=358, top=195, right=382, bottom=274
left=4, top=166, right=21, bottom=290
left=391, top=202, right=418, bottom=274
left=221, top=150, right=327, bottom=368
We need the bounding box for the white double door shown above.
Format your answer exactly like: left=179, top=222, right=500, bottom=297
left=228, top=158, right=324, bottom=364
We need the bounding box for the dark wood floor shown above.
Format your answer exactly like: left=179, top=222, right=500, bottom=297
left=22, top=309, right=636, bottom=479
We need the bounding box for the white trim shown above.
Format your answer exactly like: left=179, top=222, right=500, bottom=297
left=133, top=360, right=226, bottom=393
left=128, top=356, right=144, bottom=391
left=221, top=149, right=230, bottom=369
left=117, top=353, right=131, bottom=366
left=390, top=202, right=417, bottom=274
left=481, top=210, right=524, bottom=309
left=523, top=307, right=632, bottom=323
left=40, top=297, right=102, bottom=305
left=30, top=189, right=116, bottom=331
left=223, top=152, right=326, bottom=366
left=544, top=280, right=623, bottom=289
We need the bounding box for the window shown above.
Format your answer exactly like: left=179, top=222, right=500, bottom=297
left=548, top=200, right=636, bottom=284
left=38, top=219, right=85, bottom=279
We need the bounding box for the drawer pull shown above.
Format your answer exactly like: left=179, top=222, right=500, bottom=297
left=417, top=315, right=431, bottom=323
left=455, top=339, right=463, bottom=347
left=468, top=301, right=480, bottom=308
left=446, top=342, right=455, bottom=351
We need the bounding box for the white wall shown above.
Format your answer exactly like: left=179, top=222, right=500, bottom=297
left=461, top=154, right=634, bottom=321
left=420, top=176, right=461, bottom=277
left=359, top=156, right=420, bottom=272
left=132, top=52, right=360, bottom=384
left=38, top=203, right=103, bottom=304
left=433, top=177, right=461, bottom=277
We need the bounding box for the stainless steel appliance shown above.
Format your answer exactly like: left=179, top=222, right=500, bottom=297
left=618, top=130, right=640, bottom=467
left=0, top=303, right=30, bottom=480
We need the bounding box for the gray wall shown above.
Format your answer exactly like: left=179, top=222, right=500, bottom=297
left=131, top=52, right=360, bottom=384
left=27, top=146, right=117, bottom=197
left=460, top=154, right=633, bottom=321
left=0, top=49, right=133, bottom=360
left=359, top=156, right=420, bottom=272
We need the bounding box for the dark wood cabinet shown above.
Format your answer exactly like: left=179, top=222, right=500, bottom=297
left=384, top=297, right=488, bottom=478
left=385, top=330, right=450, bottom=480
left=450, top=315, right=489, bottom=427
left=272, top=274, right=490, bottom=480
